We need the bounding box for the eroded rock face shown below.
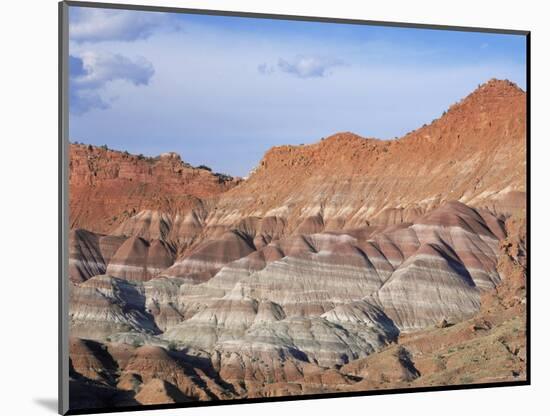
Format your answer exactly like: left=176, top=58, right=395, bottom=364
left=162, top=230, right=256, bottom=283
left=70, top=200, right=506, bottom=359
left=69, top=230, right=139, bottom=283
left=69, top=145, right=240, bottom=235
left=69, top=274, right=191, bottom=340
left=69, top=229, right=107, bottom=283
left=106, top=237, right=176, bottom=282
left=113, top=210, right=173, bottom=241
left=204, top=80, right=526, bottom=234
left=161, top=202, right=502, bottom=351
left=69, top=232, right=176, bottom=283
left=69, top=275, right=161, bottom=340
left=372, top=202, right=503, bottom=330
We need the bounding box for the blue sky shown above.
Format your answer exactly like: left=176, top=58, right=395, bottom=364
left=68, top=6, right=527, bottom=177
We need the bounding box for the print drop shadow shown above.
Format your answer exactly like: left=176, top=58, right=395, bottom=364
left=33, top=398, right=58, bottom=413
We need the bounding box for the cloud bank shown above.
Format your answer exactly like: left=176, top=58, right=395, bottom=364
left=259, top=55, right=345, bottom=78
left=69, top=52, right=154, bottom=114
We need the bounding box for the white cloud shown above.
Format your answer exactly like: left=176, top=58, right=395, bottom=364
left=70, top=51, right=154, bottom=114
left=74, top=51, right=154, bottom=88
left=69, top=7, right=181, bottom=43
left=271, top=55, right=345, bottom=78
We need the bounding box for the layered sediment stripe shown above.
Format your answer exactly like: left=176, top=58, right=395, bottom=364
left=69, top=275, right=161, bottom=340
left=375, top=243, right=481, bottom=331
left=69, top=229, right=107, bottom=283
left=106, top=237, right=175, bottom=282
left=162, top=230, right=256, bottom=282
left=114, top=210, right=173, bottom=241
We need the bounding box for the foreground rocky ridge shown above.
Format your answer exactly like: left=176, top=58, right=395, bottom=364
left=69, top=212, right=526, bottom=409
left=68, top=79, right=527, bottom=410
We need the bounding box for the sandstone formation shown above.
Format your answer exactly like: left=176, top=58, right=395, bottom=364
left=68, top=79, right=527, bottom=410
left=203, top=79, right=526, bottom=235
left=69, top=145, right=239, bottom=235
left=69, top=231, right=177, bottom=283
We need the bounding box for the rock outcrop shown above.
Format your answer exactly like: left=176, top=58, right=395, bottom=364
left=69, top=145, right=239, bottom=235
left=205, top=79, right=526, bottom=235
left=69, top=229, right=180, bottom=283
left=69, top=338, right=235, bottom=410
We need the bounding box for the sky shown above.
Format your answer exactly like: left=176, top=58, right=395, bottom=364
left=68, top=6, right=527, bottom=177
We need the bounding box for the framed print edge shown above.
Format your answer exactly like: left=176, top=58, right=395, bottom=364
left=58, top=1, right=531, bottom=415
left=59, top=1, right=70, bottom=415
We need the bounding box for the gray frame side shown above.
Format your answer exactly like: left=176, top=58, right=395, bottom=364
left=64, top=0, right=529, bottom=35
left=59, top=2, right=70, bottom=415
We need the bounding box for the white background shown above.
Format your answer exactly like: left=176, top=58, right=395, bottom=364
left=0, top=0, right=547, bottom=415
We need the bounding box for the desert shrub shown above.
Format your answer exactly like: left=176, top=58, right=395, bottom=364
left=214, top=172, right=233, bottom=183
